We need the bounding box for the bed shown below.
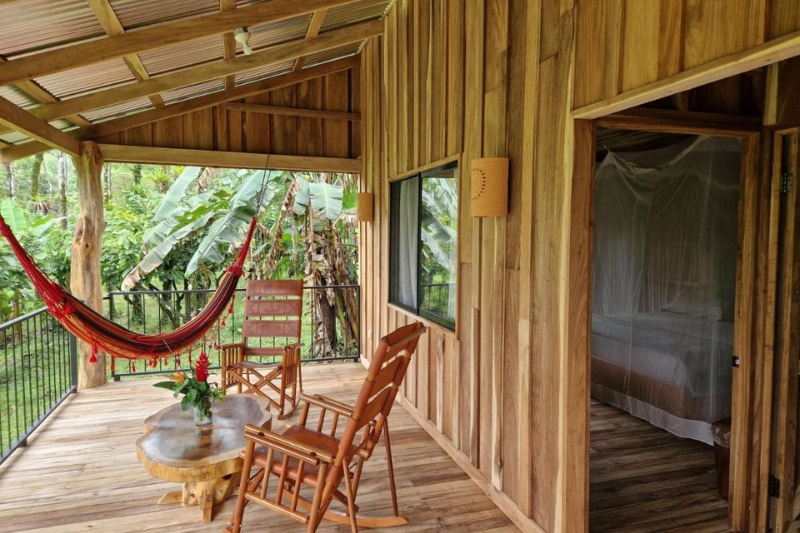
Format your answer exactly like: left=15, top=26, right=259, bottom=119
left=591, top=311, right=733, bottom=444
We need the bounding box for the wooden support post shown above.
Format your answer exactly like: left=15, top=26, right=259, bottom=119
left=70, top=142, right=106, bottom=390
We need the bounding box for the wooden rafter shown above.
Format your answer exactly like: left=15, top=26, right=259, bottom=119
left=0, top=58, right=91, bottom=131
left=98, top=145, right=361, bottom=173
left=0, top=0, right=364, bottom=87
left=220, top=0, right=237, bottom=90
left=293, top=9, right=329, bottom=72
left=0, top=57, right=358, bottom=163
left=0, top=96, right=79, bottom=155
left=25, top=20, right=381, bottom=123
left=85, top=0, right=165, bottom=109
left=226, top=102, right=360, bottom=121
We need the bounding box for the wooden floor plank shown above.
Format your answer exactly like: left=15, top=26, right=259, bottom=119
left=590, top=400, right=732, bottom=533
left=0, top=363, right=519, bottom=533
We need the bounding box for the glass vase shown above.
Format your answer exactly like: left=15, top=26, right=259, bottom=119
left=193, top=404, right=213, bottom=427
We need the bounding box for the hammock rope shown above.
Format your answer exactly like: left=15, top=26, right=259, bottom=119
left=0, top=213, right=258, bottom=364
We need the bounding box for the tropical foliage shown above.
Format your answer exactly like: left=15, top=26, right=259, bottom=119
left=0, top=153, right=360, bottom=358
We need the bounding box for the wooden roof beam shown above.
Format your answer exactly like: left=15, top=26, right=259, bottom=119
left=293, top=9, right=329, bottom=73
left=26, top=20, right=381, bottom=123
left=220, top=0, right=238, bottom=90
left=0, top=57, right=358, bottom=163
left=0, top=58, right=92, bottom=130
left=86, top=0, right=165, bottom=109
left=226, top=102, right=360, bottom=121
left=0, top=96, right=79, bottom=155
left=98, top=145, right=361, bottom=173
left=0, top=0, right=364, bottom=87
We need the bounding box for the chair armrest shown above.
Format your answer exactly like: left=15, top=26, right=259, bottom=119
left=300, top=393, right=354, bottom=417
left=243, top=424, right=335, bottom=463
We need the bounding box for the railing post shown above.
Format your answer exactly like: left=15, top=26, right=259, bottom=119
left=356, top=285, right=361, bottom=361
left=69, top=334, right=78, bottom=390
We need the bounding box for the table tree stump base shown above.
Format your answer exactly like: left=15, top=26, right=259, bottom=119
left=136, top=395, right=271, bottom=523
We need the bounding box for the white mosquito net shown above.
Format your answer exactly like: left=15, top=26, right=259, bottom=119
left=591, top=135, right=741, bottom=444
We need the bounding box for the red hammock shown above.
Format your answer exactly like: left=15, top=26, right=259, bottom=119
left=0, top=214, right=257, bottom=364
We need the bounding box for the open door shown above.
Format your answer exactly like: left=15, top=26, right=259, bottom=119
left=771, top=132, right=800, bottom=533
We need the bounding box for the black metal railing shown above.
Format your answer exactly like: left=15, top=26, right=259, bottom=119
left=419, top=282, right=456, bottom=329
left=0, top=308, right=77, bottom=464
left=105, top=284, right=360, bottom=379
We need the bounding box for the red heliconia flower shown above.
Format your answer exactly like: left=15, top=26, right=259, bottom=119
left=195, top=352, right=210, bottom=383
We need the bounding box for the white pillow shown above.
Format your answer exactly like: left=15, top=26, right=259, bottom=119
left=661, top=298, right=722, bottom=320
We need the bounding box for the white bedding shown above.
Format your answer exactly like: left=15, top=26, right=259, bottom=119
left=591, top=311, right=733, bottom=397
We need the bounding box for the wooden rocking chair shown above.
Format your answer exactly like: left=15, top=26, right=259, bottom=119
left=226, top=321, right=427, bottom=533
left=220, top=279, right=304, bottom=420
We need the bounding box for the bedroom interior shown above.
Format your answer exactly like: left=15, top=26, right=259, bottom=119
left=589, top=128, right=741, bottom=531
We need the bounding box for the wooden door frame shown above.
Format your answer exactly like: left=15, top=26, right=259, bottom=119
left=568, top=114, right=774, bottom=533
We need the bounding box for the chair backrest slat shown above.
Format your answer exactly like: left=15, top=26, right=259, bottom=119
left=369, top=356, right=403, bottom=396
left=245, top=299, right=303, bottom=317
left=242, top=280, right=303, bottom=345
left=331, top=322, right=426, bottom=468
left=244, top=320, right=301, bottom=339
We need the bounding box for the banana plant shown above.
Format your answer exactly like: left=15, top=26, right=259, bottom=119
left=121, top=168, right=278, bottom=290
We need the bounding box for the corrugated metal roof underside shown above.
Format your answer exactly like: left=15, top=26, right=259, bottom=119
left=0, top=131, right=31, bottom=145
left=81, top=97, right=154, bottom=123
left=139, top=36, right=223, bottom=76
left=49, top=119, right=74, bottom=131
left=321, top=0, right=392, bottom=33
left=235, top=61, right=294, bottom=86
left=161, top=79, right=224, bottom=105
left=34, top=58, right=135, bottom=100
left=0, top=86, right=37, bottom=108
left=248, top=14, right=311, bottom=51
left=0, top=0, right=103, bottom=58
left=109, top=0, right=219, bottom=31
left=303, top=42, right=362, bottom=69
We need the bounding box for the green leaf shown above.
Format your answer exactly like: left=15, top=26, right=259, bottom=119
left=0, top=199, right=27, bottom=233
left=309, top=182, right=343, bottom=221
left=293, top=178, right=310, bottom=215
left=121, top=210, right=215, bottom=290
left=153, top=381, right=177, bottom=390
left=185, top=171, right=275, bottom=276
left=152, top=167, right=202, bottom=222
left=180, top=394, right=191, bottom=410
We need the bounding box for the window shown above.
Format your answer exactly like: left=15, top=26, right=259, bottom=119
left=389, top=162, right=458, bottom=330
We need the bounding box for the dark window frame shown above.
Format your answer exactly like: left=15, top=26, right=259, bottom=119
left=389, top=162, right=458, bottom=331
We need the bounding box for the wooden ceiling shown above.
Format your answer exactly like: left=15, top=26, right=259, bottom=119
left=0, top=0, right=389, bottom=162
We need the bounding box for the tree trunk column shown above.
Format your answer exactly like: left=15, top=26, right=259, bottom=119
left=70, top=142, right=106, bottom=390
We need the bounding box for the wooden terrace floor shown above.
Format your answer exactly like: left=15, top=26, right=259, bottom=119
left=0, top=363, right=519, bottom=533
left=590, top=399, right=733, bottom=533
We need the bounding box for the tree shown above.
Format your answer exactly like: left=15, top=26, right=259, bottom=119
left=29, top=153, right=42, bottom=200
left=57, top=152, right=67, bottom=228
left=4, top=162, right=15, bottom=198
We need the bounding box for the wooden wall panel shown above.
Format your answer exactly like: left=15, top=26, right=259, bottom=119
left=684, top=0, right=766, bottom=68
left=360, top=1, right=574, bottom=532
left=574, top=0, right=781, bottom=110
left=97, top=71, right=361, bottom=164
left=769, top=0, right=800, bottom=39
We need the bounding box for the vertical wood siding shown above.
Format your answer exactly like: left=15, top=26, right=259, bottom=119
left=574, top=0, right=800, bottom=109
left=361, top=0, right=800, bottom=532
left=95, top=71, right=361, bottom=159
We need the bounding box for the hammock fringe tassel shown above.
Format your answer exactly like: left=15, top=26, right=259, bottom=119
left=0, top=214, right=258, bottom=363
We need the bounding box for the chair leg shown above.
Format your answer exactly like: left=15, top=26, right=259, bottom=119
left=342, top=465, right=359, bottom=533
left=383, top=421, right=400, bottom=517
left=227, top=444, right=258, bottom=533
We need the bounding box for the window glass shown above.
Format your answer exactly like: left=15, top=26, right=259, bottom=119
left=389, top=163, right=458, bottom=330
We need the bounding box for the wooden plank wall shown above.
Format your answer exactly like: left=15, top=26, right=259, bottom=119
left=360, top=1, right=576, bottom=532
left=574, top=0, right=800, bottom=110
left=93, top=70, right=360, bottom=160
left=362, top=1, right=800, bottom=532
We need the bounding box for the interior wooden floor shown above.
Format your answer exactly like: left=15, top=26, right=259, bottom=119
left=590, top=399, right=733, bottom=533
left=0, top=363, right=520, bottom=533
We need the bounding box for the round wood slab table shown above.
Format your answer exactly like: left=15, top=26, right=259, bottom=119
left=135, top=394, right=272, bottom=522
